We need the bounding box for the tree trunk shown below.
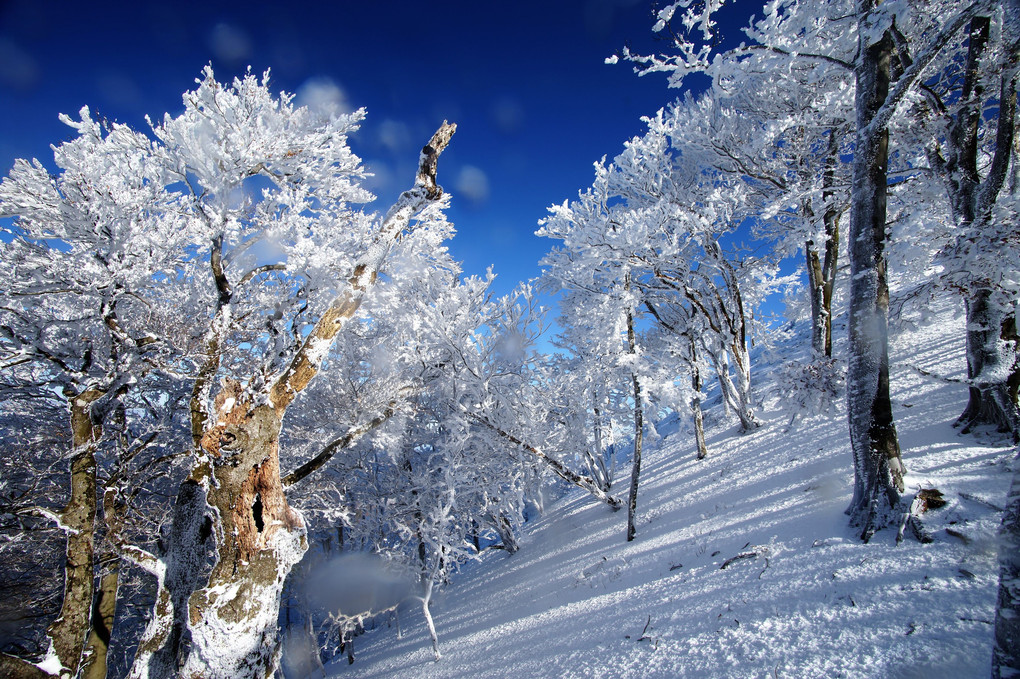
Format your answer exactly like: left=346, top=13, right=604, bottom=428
left=46, top=388, right=105, bottom=677
left=691, top=339, right=708, bottom=461
left=2, top=388, right=107, bottom=679
left=81, top=566, right=118, bottom=679
left=806, top=208, right=839, bottom=360
left=129, top=395, right=305, bottom=679
left=179, top=396, right=306, bottom=679
left=711, top=347, right=735, bottom=417
left=957, top=289, right=1020, bottom=442
left=420, top=580, right=441, bottom=662
left=709, top=345, right=759, bottom=433
left=729, top=339, right=761, bottom=432
left=588, top=399, right=612, bottom=491
left=807, top=242, right=826, bottom=354
left=128, top=480, right=213, bottom=679
left=844, top=22, right=905, bottom=541
left=493, top=513, right=519, bottom=554
left=928, top=12, right=1020, bottom=442
left=992, top=453, right=1020, bottom=678
left=818, top=127, right=842, bottom=359
left=626, top=302, right=644, bottom=542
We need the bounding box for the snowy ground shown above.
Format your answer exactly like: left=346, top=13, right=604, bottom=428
left=324, top=309, right=1016, bottom=678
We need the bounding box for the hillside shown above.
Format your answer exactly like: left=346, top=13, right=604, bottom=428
left=324, top=306, right=1016, bottom=678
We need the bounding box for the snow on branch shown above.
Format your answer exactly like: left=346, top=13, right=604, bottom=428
left=463, top=409, right=625, bottom=511
left=267, top=122, right=456, bottom=413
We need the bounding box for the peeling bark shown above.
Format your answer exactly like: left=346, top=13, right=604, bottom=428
left=173, top=387, right=306, bottom=679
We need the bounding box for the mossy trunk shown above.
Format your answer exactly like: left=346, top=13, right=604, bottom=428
left=46, top=388, right=105, bottom=676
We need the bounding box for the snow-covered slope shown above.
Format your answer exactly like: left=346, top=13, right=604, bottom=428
left=326, top=308, right=1015, bottom=678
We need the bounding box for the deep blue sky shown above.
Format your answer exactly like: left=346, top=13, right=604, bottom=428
left=0, top=0, right=764, bottom=298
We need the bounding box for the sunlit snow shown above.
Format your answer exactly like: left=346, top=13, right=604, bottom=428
left=320, top=305, right=1013, bottom=678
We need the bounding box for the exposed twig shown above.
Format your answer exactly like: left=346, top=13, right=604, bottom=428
left=906, top=363, right=966, bottom=384
left=637, top=615, right=653, bottom=642
left=720, top=549, right=763, bottom=570
left=946, top=527, right=971, bottom=544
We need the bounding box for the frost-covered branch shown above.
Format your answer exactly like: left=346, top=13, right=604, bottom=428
left=267, top=122, right=456, bottom=412
left=463, top=409, right=624, bottom=510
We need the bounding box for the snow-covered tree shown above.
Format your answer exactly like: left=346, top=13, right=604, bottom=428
left=624, top=0, right=995, bottom=539
left=919, top=1, right=1020, bottom=440
left=0, top=66, right=459, bottom=678
left=0, top=99, right=195, bottom=678
left=287, top=274, right=566, bottom=663
left=541, top=102, right=777, bottom=439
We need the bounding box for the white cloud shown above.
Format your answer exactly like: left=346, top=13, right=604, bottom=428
left=455, top=165, right=490, bottom=206
left=295, top=77, right=351, bottom=116
left=208, top=23, right=252, bottom=64
left=377, top=119, right=412, bottom=153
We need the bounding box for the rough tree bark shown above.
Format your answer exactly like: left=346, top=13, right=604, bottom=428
left=992, top=451, right=1020, bottom=678
left=919, top=8, right=1020, bottom=442
left=81, top=566, right=119, bottom=679
left=0, top=388, right=105, bottom=679
left=844, top=16, right=906, bottom=541
left=958, top=292, right=1020, bottom=441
